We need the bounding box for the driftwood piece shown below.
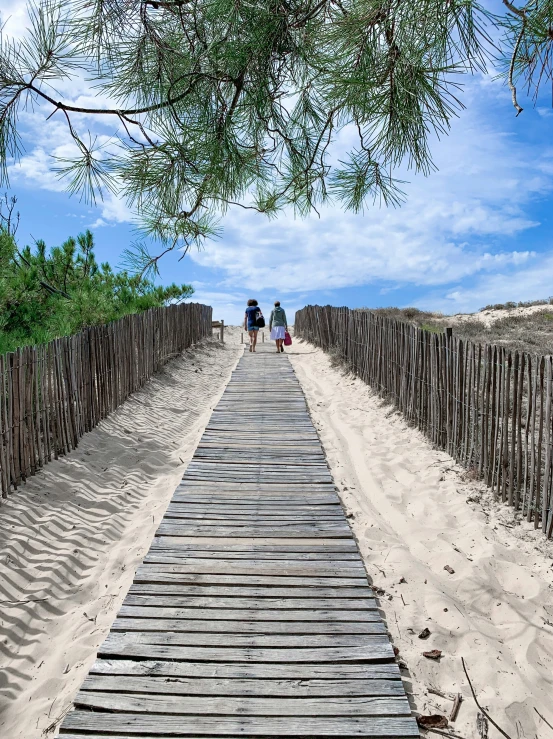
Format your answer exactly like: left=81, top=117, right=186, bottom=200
left=450, top=693, right=462, bottom=722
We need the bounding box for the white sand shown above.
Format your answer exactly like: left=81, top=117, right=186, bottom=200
left=290, top=338, right=553, bottom=739
left=0, top=331, right=243, bottom=739
left=447, top=303, right=553, bottom=327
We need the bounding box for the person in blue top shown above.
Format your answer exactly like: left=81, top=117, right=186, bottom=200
left=244, top=298, right=262, bottom=352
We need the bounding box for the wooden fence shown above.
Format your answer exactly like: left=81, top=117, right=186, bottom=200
left=0, top=303, right=212, bottom=498
left=295, top=305, right=553, bottom=537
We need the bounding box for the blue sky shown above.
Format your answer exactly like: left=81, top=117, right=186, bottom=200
left=3, top=1, right=553, bottom=325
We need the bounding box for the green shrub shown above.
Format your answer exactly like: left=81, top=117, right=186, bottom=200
left=0, top=227, right=193, bottom=354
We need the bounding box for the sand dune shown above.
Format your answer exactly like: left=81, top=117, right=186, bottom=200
left=0, top=334, right=242, bottom=739
left=451, top=303, right=553, bottom=327
left=290, top=338, right=553, bottom=738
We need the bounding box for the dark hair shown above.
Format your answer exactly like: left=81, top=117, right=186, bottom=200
left=247, top=299, right=258, bottom=306
left=274, top=301, right=281, bottom=307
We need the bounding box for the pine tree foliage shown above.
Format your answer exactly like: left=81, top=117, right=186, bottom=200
left=0, top=196, right=194, bottom=353
left=0, top=0, right=550, bottom=271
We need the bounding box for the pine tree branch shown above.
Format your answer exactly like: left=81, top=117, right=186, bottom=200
left=22, top=77, right=199, bottom=118
left=502, top=0, right=527, bottom=19
left=508, top=24, right=525, bottom=116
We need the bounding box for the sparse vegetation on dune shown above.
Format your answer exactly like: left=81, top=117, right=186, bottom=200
left=480, top=298, right=553, bottom=311
left=367, top=303, right=553, bottom=355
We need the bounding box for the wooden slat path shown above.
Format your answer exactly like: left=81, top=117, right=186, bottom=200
left=60, top=346, right=417, bottom=738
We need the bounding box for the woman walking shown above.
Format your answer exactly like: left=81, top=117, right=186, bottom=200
left=269, top=301, right=288, bottom=353
left=244, top=299, right=262, bottom=352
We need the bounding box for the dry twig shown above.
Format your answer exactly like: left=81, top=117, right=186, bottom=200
left=461, top=658, right=512, bottom=739
left=428, top=686, right=453, bottom=700
left=534, top=707, right=553, bottom=732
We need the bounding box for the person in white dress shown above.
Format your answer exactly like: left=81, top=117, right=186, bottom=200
left=269, top=301, right=288, bottom=353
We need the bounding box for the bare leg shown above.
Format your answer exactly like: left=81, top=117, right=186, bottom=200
left=251, top=331, right=258, bottom=351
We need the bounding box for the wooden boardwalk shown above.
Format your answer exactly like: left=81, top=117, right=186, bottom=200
left=60, top=346, right=418, bottom=738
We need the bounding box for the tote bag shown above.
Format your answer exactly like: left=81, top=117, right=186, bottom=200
left=284, top=331, right=292, bottom=346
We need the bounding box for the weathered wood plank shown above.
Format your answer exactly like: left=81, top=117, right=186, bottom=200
left=122, top=597, right=376, bottom=610
left=126, top=588, right=374, bottom=600
left=80, top=675, right=405, bottom=697
left=165, top=505, right=342, bottom=514
left=117, top=607, right=379, bottom=620
left=96, top=642, right=395, bottom=662
left=170, top=495, right=342, bottom=505
left=112, top=618, right=386, bottom=634
left=74, top=692, right=410, bottom=716
left=61, top=713, right=419, bottom=736
left=131, top=573, right=365, bottom=587
left=88, top=659, right=402, bottom=679
left=136, top=562, right=366, bottom=577
left=161, top=517, right=345, bottom=526
left=150, top=541, right=358, bottom=553
left=102, top=632, right=389, bottom=648
left=159, top=516, right=349, bottom=526
left=173, top=487, right=339, bottom=495
left=145, top=550, right=360, bottom=561
left=157, top=523, right=352, bottom=539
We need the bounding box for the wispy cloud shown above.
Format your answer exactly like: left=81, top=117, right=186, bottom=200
left=418, top=255, right=553, bottom=314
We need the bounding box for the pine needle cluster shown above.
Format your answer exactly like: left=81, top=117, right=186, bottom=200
left=0, top=1, right=549, bottom=270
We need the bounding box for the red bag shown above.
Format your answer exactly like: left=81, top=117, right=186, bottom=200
left=284, top=331, right=292, bottom=346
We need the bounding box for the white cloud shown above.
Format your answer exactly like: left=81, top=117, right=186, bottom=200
left=185, top=288, right=248, bottom=325
left=9, top=146, right=67, bottom=192
left=8, top=109, right=134, bottom=226
left=88, top=218, right=108, bottom=228
left=0, top=0, right=29, bottom=38
left=416, top=255, right=553, bottom=314
left=191, top=206, right=537, bottom=294
left=97, top=195, right=134, bottom=224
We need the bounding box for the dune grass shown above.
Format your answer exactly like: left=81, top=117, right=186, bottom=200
left=367, top=304, right=553, bottom=356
